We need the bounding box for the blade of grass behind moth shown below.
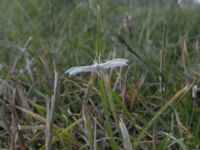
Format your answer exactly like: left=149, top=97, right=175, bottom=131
left=119, top=118, right=133, bottom=150
left=83, top=72, right=97, bottom=104
left=98, top=78, right=119, bottom=150
left=112, top=91, right=140, bottom=130
left=116, top=33, right=143, bottom=61
left=112, top=91, right=154, bottom=140
left=116, top=33, right=159, bottom=73
left=103, top=72, right=117, bottom=122
left=133, top=83, right=193, bottom=148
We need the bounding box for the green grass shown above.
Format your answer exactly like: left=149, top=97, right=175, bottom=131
left=0, top=0, right=200, bottom=149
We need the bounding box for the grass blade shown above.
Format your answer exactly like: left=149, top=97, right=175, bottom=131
left=134, top=84, right=193, bottom=147
left=119, top=118, right=133, bottom=150
left=99, top=78, right=118, bottom=150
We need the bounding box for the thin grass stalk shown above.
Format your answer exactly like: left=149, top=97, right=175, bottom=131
left=45, top=99, right=51, bottom=150
left=10, top=89, right=26, bottom=150
left=45, top=68, right=58, bottom=150
left=96, top=5, right=101, bottom=63
left=159, top=23, right=167, bottom=105
left=10, top=90, right=16, bottom=150
left=116, top=33, right=143, bottom=61
left=93, top=117, right=97, bottom=150
left=49, top=70, right=58, bottom=129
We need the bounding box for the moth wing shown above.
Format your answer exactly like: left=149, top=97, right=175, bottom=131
left=65, top=65, right=97, bottom=76
left=100, top=58, right=128, bottom=69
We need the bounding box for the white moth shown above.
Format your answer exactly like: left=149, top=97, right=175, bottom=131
left=65, top=58, right=128, bottom=76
